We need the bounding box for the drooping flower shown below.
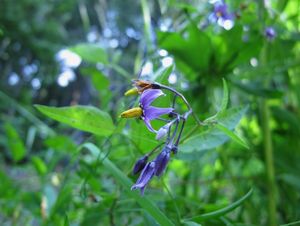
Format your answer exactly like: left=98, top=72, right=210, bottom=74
left=131, top=161, right=156, bottom=195
left=121, top=89, right=173, bottom=133
left=264, top=27, right=276, bottom=41
left=154, top=146, right=171, bottom=176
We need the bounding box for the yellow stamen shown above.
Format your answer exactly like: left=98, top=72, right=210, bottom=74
left=216, top=12, right=222, bottom=17
left=124, top=87, right=139, bottom=96
left=120, top=107, right=143, bottom=118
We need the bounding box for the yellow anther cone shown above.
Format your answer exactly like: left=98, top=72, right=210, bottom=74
left=120, top=107, right=143, bottom=118
left=124, top=87, right=139, bottom=96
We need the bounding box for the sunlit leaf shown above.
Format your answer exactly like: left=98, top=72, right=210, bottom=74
left=181, top=106, right=248, bottom=153
left=35, top=105, right=115, bottom=136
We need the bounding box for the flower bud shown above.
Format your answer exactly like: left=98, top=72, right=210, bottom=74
left=120, top=107, right=143, bottom=118
left=154, top=147, right=171, bottom=176
left=156, top=126, right=169, bottom=140
left=155, top=121, right=173, bottom=140
left=132, top=155, right=148, bottom=175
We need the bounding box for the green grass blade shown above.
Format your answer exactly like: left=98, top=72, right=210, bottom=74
left=183, top=188, right=253, bottom=222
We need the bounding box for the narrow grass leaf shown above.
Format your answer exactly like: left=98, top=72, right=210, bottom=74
left=184, top=188, right=253, bottom=222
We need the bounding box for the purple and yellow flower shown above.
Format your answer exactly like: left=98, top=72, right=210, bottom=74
left=209, top=0, right=234, bottom=30
left=121, top=89, right=173, bottom=133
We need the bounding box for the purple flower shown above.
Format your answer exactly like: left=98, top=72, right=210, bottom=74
left=120, top=89, right=173, bottom=133
left=265, top=27, right=276, bottom=41
left=131, top=161, right=156, bottom=195
left=140, top=89, right=174, bottom=133
left=132, top=155, right=148, bottom=175
left=154, top=146, right=171, bottom=176
left=209, top=1, right=234, bottom=30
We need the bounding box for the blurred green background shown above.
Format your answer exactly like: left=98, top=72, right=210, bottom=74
left=1, top=0, right=300, bottom=225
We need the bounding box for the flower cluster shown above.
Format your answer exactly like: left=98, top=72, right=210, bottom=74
left=121, top=80, right=193, bottom=195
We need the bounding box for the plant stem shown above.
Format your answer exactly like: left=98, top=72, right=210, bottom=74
left=260, top=99, right=277, bottom=226
left=260, top=42, right=277, bottom=226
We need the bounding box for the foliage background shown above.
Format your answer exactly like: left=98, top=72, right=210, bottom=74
left=0, top=0, right=300, bottom=225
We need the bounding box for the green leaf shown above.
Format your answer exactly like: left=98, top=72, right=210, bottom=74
left=4, top=123, right=26, bottom=162
left=31, top=156, right=48, bottom=175
left=153, top=65, right=174, bottom=82
left=180, top=128, right=228, bottom=154
left=183, top=189, right=253, bottom=222
left=232, top=80, right=283, bottom=99
left=158, top=25, right=211, bottom=76
left=216, top=124, right=249, bottom=149
left=204, top=78, right=229, bottom=123
left=219, top=78, right=229, bottom=114
left=0, top=90, right=55, bottom=136
left=183, top=221, right=202, bottom=226
left=80, top=67, right=109, bottom=90
left=35, top=105, right=115, bottom=136
left=69, top=43, right=108, bottom=64
left=64, top=214, right=70, bottom=226
left=80, top=143, right=175, bottom=226
left=217, top=106, right=248, bottom=130
left=181, top=106, right=248, bottom=153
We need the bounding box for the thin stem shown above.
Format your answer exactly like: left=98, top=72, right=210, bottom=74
left=157, top=83, right=204, bottom=126
left=261, top=99, right=277, bottom=226
left=168, top=117, right=180, bottom=144
left=174, top=119, right=186, bottom=147
left=148, top=142, right=165, bottom=156
left=260, top=41, right=277, bottom=226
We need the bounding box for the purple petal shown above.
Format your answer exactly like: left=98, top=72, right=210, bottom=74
left=144, top=106, right=173, bottom=121
left=143, top=118, right=157, bottom=133
left=131, top=161, right=155, bottom=195
left=140, top=89, right=164, bottom=108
